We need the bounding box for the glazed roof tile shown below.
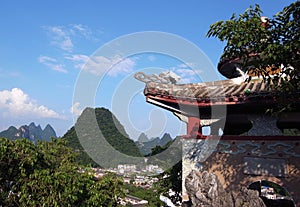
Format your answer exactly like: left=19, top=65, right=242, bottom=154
left=143, top=77, right=274, bottom=103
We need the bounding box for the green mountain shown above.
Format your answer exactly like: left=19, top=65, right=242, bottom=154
left=0, top=122, right=57, bottom=142
left=160, top=133, right=173, bottom=146
left=0, top=126, right=18, bottom=140
left=62, top=107, right=142, bottom=167
left=136, top=133, right=173, bottom=156
left=137, top=132, right=149, bottom=142
left=42, top=124, right=57, bottom=140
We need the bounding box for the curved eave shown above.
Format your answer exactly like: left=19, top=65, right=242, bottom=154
left=146, top=94, right=279, bottom=117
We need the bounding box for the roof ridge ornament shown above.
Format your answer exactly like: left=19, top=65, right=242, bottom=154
left=134, top=71, right=180, bottom=84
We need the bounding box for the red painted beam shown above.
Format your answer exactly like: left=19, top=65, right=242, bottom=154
left=182, top=135, right=300, bottom=141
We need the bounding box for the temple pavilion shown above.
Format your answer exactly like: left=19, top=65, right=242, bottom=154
left=135, top=63, right=300, bottom=206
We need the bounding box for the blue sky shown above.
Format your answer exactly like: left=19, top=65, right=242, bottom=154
left=0, top=0, right=295, bottom=139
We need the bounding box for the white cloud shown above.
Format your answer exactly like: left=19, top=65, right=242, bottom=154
left=43, top=24, right=96, bottom=52
left=38, top=55, right=68, bottom=73
left=70, top=102, right=83, bottom=117
left=72, top=24, right=87, bottom=32
left=65, top=54, right=90, bottom=69
left=44, top=26, right=74, bottom=52
left=60, top=38, right=73, bottom=52
left=83, top=55, right=136, bottom=77
left=41, top=24, right=99, bottom=73
left=38, top=55, right=57, bottom=63
left=176, top=68, right=197, bottom=76
left=0, top=88, right=63, bottom=119
left=172, top=63, right=203, bottom=83
left=71, top=24, right=93, bottom=39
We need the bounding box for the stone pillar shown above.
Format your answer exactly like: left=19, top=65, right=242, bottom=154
left=182, top=139, right=200, bottom=202
left=182, top=136, right=220, bottom=203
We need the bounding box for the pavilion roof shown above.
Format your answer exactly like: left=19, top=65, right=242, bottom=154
left=142, top=76, right=275, bottom=104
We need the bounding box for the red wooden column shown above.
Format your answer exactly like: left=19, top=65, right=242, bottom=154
left=183, top=116, right=206, bottom=139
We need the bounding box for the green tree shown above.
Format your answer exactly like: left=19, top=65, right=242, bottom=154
left=123, top=184, right=164, bottom=207
left=207, top=1, right=299, bottom=96
left=0, top=138, right=124, bottom=207
left=150, top=140, right=182, bottom=205
left=155, top=161, right=182, bottom=205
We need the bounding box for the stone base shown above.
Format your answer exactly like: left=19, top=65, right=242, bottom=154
left=185, top=170, right=266, bottom=207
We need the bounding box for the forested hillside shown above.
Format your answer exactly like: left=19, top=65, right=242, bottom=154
left=62, top=107, right=142, bottom=167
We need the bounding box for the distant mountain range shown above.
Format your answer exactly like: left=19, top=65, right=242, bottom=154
left=0, top=122, right=57, bottom=142
left=135, top=132, right=173, bottom=155
left=0, top=109, right=176, bottom=167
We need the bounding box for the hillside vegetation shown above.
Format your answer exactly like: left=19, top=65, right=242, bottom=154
left=62, top=107, right=142, bottom=167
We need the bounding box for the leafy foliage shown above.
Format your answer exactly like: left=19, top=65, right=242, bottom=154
left=155, top=161, right=182, bottom=205
left=207, top=1, right=299, bottom=94
left=62, top=126, right=99, bottom=167
left=0, top=138, right=124, bottom=207
left=124, top=184, right=164, bottom=207
left=149, top=139, right=182, bottom=205
left=94, top=107, right=141, bottom=157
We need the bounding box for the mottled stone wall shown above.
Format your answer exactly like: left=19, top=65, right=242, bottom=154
left=183, top=138, right=300, bottom=206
